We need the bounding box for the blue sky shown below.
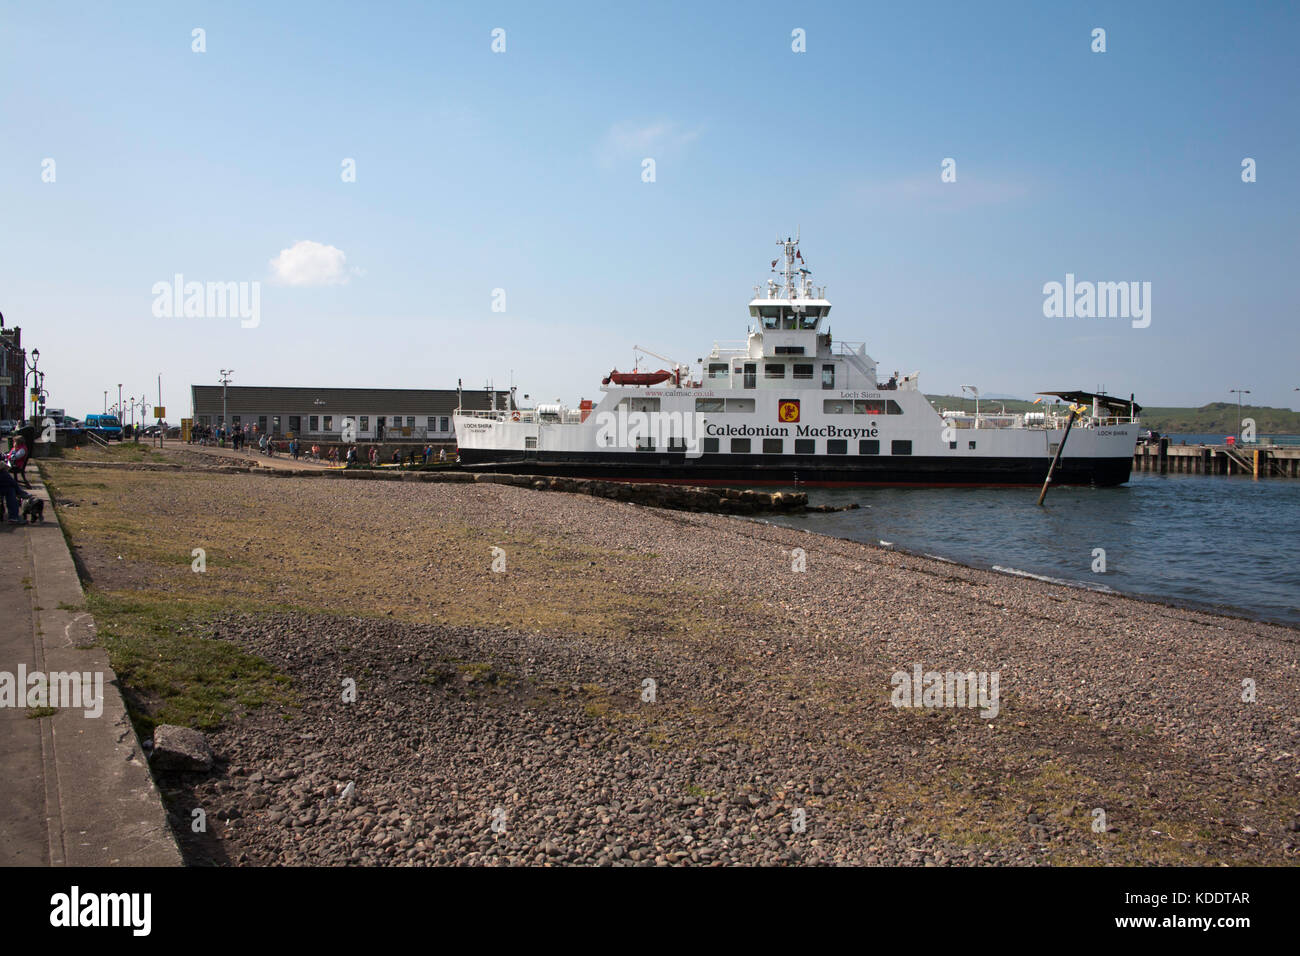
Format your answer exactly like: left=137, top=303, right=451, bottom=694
left=2, top=0, right=1297, bottom=420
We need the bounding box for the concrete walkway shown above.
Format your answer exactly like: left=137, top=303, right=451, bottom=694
left=0, top=470, right=180, bottom=866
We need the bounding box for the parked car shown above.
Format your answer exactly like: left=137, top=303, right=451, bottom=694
left=82, top=413, right=123, bottom=439
left=0, top=419, right=18, bottom=437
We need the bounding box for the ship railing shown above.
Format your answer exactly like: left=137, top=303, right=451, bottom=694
left=708, top=340, right=750, bottom=357
left=941, top=411, right=1142, bottom=430
left=456, top=409, right=586, bottom=424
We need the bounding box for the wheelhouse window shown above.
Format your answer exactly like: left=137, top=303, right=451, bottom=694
left=730, top=438, right=751, bottom=453
left=762, top=438, right=783, bottom=454
left=764, top=363, right=785, bottom=379
left=708, top=363, right=729, bottom=379
left=793, top=364, right=814, bottom=380
left=892, top=440, right=912, bottom=456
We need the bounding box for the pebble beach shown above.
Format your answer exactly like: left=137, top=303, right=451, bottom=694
left=43, top=452, right=1300, bottom=865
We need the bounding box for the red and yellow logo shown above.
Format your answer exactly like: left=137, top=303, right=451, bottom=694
left=778, top=399, right=800, bottom=423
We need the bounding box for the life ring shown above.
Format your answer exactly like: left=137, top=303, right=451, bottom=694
left=511, top=411, right=520, bottom=422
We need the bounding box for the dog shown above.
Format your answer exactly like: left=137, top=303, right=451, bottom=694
left=20, top=497, right=44, bottom=523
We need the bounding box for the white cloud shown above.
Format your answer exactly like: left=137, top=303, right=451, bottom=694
left=269, top=240, right=350, bottom=286
left=597, top=120, right=701, bottom=167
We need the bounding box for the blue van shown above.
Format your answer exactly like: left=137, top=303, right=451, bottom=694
left=83, top=414, right=123, bottom=439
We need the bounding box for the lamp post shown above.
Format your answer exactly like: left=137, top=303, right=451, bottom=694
left=24, top=348, right=40, bottom=422
left=104, top=390, right=108, bottom=414
left=117, top=384, right=123, bottom=428
left=1229, top=388, right=1251, bottom=442
left=219, top=369, right=234, bottom=429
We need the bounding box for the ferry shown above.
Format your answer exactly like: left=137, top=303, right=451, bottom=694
left=454, top=236, right=1142, bottom=487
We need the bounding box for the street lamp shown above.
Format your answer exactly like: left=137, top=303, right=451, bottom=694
left=1229, top=388, right=1251, bottom=442
left=117, top=384, right=123, bottom=427
left=219, top=369, right=234, bottom=428
left=24, top=348, right=40, bottom=421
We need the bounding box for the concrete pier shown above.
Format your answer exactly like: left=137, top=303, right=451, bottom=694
left=1132, top=441, right=1300, bottom=478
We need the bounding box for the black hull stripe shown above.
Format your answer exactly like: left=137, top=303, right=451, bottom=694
left=457, top=451, right=1134, bottom=487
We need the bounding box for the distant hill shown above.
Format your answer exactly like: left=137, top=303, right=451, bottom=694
left=924, top=395, right=1300, bottom=435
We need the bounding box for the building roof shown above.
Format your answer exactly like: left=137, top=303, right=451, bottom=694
left=190, top=385, right=509, bottom=416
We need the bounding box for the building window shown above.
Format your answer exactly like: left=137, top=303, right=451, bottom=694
left=892, top=440, right=912, bottom=456
left=258, top=416, right=267, bottom=432
left=730, top=438, right=751, bottom=453
left=793, top=364, right=814, bottom=380
left=440, top=416, right=449, bottom=432
left=323, top=415, right=333, bottom=431
left=764, top=363, right=785, bottom=379
left=762, top=438, right=783, bottom=454
left=289, top=416, right=301, bottom=434
left=231, top=415, right=241, bottom=425
left=827, top=439, right=848, bottom=455
left=859, top=439, right=880, bottom=455
left=795, top=438, right=815, bottom=455
left=406, top=416, right=415, bottom=428
left=428, top=416, right=437, bottom=430
left=702, top=437, right=719, bottom=453
left=822, top=365, right=835, bottom=389
left=309, top=416, right=318, bottom=431
left=272, top=416, right=280, bottom=432
left=360, top=416, right=369, bottom=431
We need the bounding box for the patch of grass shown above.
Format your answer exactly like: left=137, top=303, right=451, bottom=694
left=85, top=590, right=297, bottom=736
left=26, top=707, right=58, bottom=719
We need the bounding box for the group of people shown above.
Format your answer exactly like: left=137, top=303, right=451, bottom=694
left=190, top=422, right=258, bottom=449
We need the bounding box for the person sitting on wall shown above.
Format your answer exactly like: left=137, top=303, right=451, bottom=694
left=1, top=461, right=33, bottom=523
left=6, top=437, right=30, bottom=488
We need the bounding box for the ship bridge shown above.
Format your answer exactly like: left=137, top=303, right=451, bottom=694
left=703, top=235, right=882, bottom=391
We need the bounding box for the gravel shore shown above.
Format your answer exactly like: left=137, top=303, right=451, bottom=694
left=44, top=460, right=1300, bottom=865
